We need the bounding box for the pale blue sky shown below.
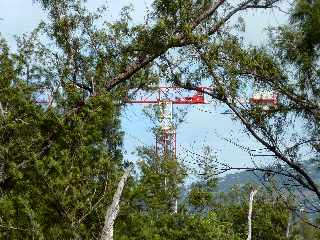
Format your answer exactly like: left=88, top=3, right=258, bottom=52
left=0, top=0, right=289, bottom=175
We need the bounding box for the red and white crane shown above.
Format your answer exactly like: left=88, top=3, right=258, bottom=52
left=125, top=85, right=278, bottom=159
left=125, top=86, right=213, bottom=160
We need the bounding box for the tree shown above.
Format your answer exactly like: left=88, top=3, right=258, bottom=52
left=215, top=185, right=294, bottom=240
left=165, top=0, right=320, bottom=222
left=0, top=0, right=290, bottom=238
left=0, top=3, right=126, bottom=238
left=115, top=211, right=242, bottom=240
left=188, top=146, right=218, bottom=213
left=114, top=146, right=241, bottom=240
left=101, top=165, right=133, bottom=240
left=135, top=146, right=185, bottom=213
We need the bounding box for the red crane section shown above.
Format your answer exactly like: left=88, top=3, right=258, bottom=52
left=125, top=85, right=212, bottom=160
left=125, top=86, right=212, bottom=105
left=249, top=91, right=278, bottom=106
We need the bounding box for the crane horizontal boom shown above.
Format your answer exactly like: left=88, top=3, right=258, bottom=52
left=125, top=86, right=213, bottom=105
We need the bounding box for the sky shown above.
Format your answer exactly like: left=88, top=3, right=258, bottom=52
left=0, top=0, right=290, bottom=177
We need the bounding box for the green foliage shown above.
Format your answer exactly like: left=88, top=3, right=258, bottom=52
left=272, top=0, right=320, bottom=93
left=135, top=147, right=186, bottom=212
left=2, top=0, right=320, bottom=238
left=269, top=0, right=320, bottom=168
left=215, top=186, right=291, bottom=240
left=115, top=211, right=241, bottom=240
left=115, top=144, right=242, bottom=240
left=0, top=27, right=123, bottom=240
left=188, top=186, right=213, bottom=210
left=291, top=0, right=320, bottom=60
left=188, top=146, right=217, bottom=212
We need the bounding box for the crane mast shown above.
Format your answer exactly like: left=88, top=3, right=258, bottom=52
left=125, top=86, right=211, bottom=159
left=34, top=84, right=278, bottom=214
left=126, top=86, right=210, bottom=213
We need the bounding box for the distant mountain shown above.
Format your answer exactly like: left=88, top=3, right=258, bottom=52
left=218, top=159, right=320, bottom=193
left=218, top=171, right=260, bottom=192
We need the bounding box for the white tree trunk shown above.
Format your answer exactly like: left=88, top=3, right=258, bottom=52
left=100, top=165, right=133, bottom=240
left=173, top=198, right=178, bottom=214
left=0, top=101, right=6, bottom=118
left=286, top=212, right=292, bottom=238
left=247, top=189, right=258, bottom=240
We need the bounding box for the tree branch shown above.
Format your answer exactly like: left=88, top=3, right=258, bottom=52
left=106, top=0, right=281, bottom=91
left=247, top=189, right=258, bottom=240
left=100, top=165, right=133, bottom=240
left=175, top=45, right=320, bottom=202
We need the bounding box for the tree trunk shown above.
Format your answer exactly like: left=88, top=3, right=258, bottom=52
left=247, top=189, right=258, bottom=240
left=0, top=101, right=6, bottom=118
left=286, top=212, right=292, bottom=238
left=100, top=165, right=133, bottom=240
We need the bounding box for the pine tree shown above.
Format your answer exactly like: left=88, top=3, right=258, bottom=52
left=0, top=20, right=124, bottom=240
left=114, top=146, right=241, bottom=240
left=215, top=185, right=292, bottom=240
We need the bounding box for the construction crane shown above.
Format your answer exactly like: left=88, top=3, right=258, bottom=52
left=33, top=85, right=277, bottom=157
left=34, top=83, right=277, bottom=213
left=125, top=85, right=212, bottom=213
left=125, top=86, right=212, bottom=160
left=249, top=90, right=277, bottom=107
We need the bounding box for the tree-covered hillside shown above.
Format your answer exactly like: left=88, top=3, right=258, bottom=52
left=219, top=159, right=320, bottom=193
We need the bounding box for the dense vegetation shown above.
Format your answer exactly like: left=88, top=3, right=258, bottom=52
left=0, top=0, right=320, bottom=239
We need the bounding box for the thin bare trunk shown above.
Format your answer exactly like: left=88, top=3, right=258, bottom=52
left=0, top=101, right=6, bottom=118
left=173, top=198, right=178, bottom=214
left=286, top=212, right=292, bottom=238
left=247, top=189, right=258, bottom=240
left=100, top=165, right=133, bottom=240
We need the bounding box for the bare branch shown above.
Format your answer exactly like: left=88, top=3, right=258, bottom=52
left=0, top=223, right=34, bottom=232
left=106, top=0, right=281, bottom=91
left=247, top=189, right=258, bottom=240
left=100, top=165, right=133, bottom=240
left=175, top=45, right=320, bottom=202
left=0, top=102, right=6, bottom=118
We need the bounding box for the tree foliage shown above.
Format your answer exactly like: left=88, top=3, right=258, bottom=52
left=3, top=0, right=320, bottom=238
left=0, top=3, right=125, bottom=238
left=216, top=186, right=291, bottom=240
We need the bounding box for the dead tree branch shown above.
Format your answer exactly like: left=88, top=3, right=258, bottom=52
left=247, top=189, right=258, bottom=240
left=100, top=165, right=133, bottom=240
